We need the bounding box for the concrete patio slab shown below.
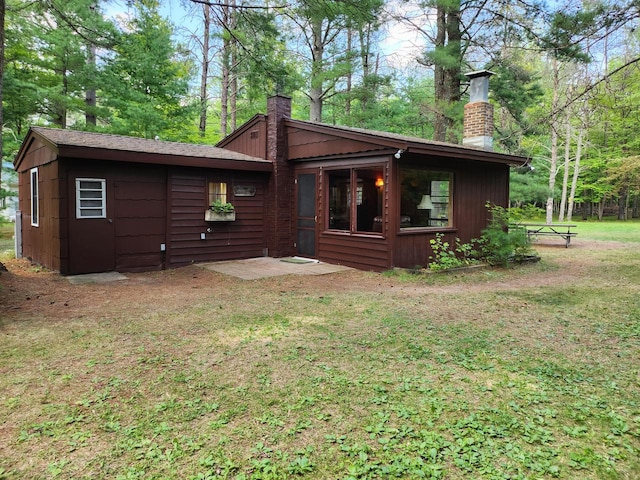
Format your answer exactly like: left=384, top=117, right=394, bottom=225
left=67, top=271, right=128, bottom=284
left=198, top=257, right=352, bottom=280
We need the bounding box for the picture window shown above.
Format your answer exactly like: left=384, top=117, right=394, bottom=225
left=400, top=168, right=452, bottom=229
left=327, top=167, right=384, bottom=233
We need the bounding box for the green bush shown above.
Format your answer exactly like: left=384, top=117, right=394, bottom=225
left=208, top=200, right=235, bottom=213
left=509, top=204, right=545, bottom=222
left=475, top=204, right=536, bottom=266
left=428, top=233, right=479, bottom=271
left=426, top=205, right=538, bottom=271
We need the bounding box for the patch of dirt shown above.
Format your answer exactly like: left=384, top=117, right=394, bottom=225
left=0, top=239, right=631, bottom=326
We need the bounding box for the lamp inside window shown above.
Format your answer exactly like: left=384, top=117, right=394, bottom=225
left=400, top=169, right=452, bottom=228
left=417, top=194, right=434, bottom=210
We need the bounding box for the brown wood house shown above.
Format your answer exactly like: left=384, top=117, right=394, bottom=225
left=14, top=73, right=527, bottom=275
left=13, top=128, right=272, bottom=274
left=218, top=92, right=526, bottom=271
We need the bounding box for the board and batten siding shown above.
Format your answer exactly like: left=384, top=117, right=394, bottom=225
left=18, top=158, right=63, bottom=271
left=318, top=233, right=390, bottom=271
left=113, top=166, right=167, bottom=272
left=394, top=162, right=509, bottom=269
left=167, top=170, right=268, bottom=268
left=216, top=117, right=268, bottom=159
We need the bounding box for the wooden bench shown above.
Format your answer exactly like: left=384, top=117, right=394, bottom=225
left=512, top=223, right=577, bottom=248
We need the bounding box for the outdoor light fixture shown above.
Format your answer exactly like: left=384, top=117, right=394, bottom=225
left=394, top=149, right=403, bottom=159
left=417, top=194, right=434, bottom=210
left=375, top=178, right=384, bottom=188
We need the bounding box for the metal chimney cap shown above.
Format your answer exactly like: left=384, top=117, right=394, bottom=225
left=464, top=69, right=496, bottom=79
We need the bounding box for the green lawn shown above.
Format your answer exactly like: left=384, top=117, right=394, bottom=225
left=0, top=221, right=639, bottom=479
left=0, top=223, right=15, bottom=262
left=573, top=218, right=640, bottom=243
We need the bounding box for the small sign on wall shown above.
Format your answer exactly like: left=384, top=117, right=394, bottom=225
left=233, top=185, right=256, bottom=197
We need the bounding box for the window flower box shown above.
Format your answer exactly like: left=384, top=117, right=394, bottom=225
left=205, top=210, right=236, bottom=222
left=206, top=200, right=236, bottom=221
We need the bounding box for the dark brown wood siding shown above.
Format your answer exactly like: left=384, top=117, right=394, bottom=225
left=303, top=159, right=392, bottom=271
left=454, top=163, right=509, bottom=244
left=167, top=169, right=268, bottom=268
left=318, top=233, right=390, bottom=271
left=13, top=136, right=57, bottom=172
left=62, top=161, right=167, bottom=274
left=395, top=232, right=455, bottom=268
left=113, top=166, right=167, bottom=272
left=217, top=118, right=268, bottom=159
left=19, top=160, right=62, bottom=271
left=393, top=160, right=509, bottom=269
left=288, top=126, right=388, bottom=160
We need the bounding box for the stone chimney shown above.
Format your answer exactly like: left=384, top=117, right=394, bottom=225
left=463, top=70, right=494, bottom=151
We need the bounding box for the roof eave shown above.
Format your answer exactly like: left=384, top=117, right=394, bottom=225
left=406, top=143, right=528, bottom=166
left=56, top=145, right=273, bottom=172
left=285, top=119, right=528, bottom=166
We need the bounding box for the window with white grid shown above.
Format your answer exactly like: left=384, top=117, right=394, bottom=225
left=76, top=178, right=106, bottom=219
left=30, top=168, right=39, bottom=226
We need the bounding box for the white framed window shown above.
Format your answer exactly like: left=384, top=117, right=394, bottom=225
left=30, top=168, right=39, bottom=227
left=76, top=178, right=106, bottom=219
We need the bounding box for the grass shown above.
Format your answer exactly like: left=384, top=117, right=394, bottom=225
left=1, top=221, right=639, bottom=479
left=0, top=223, right=15, bottom=261
left=572, top=218, right=640, bottom=243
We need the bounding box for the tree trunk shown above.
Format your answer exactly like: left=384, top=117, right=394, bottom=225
left=432, top=1, right=462, bottom=143
left=558, top=118, right=571, bottom=222
left=597, top=200, right=604, bottom=221
left=346, top=29, right=352, bottom=118
left=546, top=58, right=559, bottom=224
left=358, top=27, right=372, bottom=117
left=220, top=3, right=231, bottom=136
left=229, top=0, right=237, bottom=132
left=433, top=4, right=446, bottom=142
left=57, top=70, right=68, bottom=129
left=230, top=63, right=237, bottom=132
left=199, top=3, right=210, bottom=136
left=309, top=17, right=324, bottom=123
left=618, top=191, right=627, bottom=220
left=444, top=0, right=461, bottom=144
left=567, top=128, right=583, bottom=222
left=85, top=42, right=97, bottom=127
left=0, top=0, right=4, bottom=189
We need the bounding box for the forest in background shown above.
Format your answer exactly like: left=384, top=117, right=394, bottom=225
left=1, top=0, right=640, bottom=221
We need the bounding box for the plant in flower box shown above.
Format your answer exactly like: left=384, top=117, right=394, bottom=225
left=205, top=200, right=236, bottom=221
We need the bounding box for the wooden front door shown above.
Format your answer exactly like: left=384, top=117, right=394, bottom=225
left=296, top=172, right=317, bottom=257
left=68, top=175, right=116, bottom=274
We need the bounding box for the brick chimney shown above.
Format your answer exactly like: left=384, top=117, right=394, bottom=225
left=265, top=95, right=292, bottom=257
left=463, top=70, right=494, bottom=151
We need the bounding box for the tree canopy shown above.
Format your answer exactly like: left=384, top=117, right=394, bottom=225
left=2, top=0, right=640, bottom=220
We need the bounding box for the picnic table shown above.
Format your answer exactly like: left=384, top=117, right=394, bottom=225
left=513, top=223, right=577, bottom=248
